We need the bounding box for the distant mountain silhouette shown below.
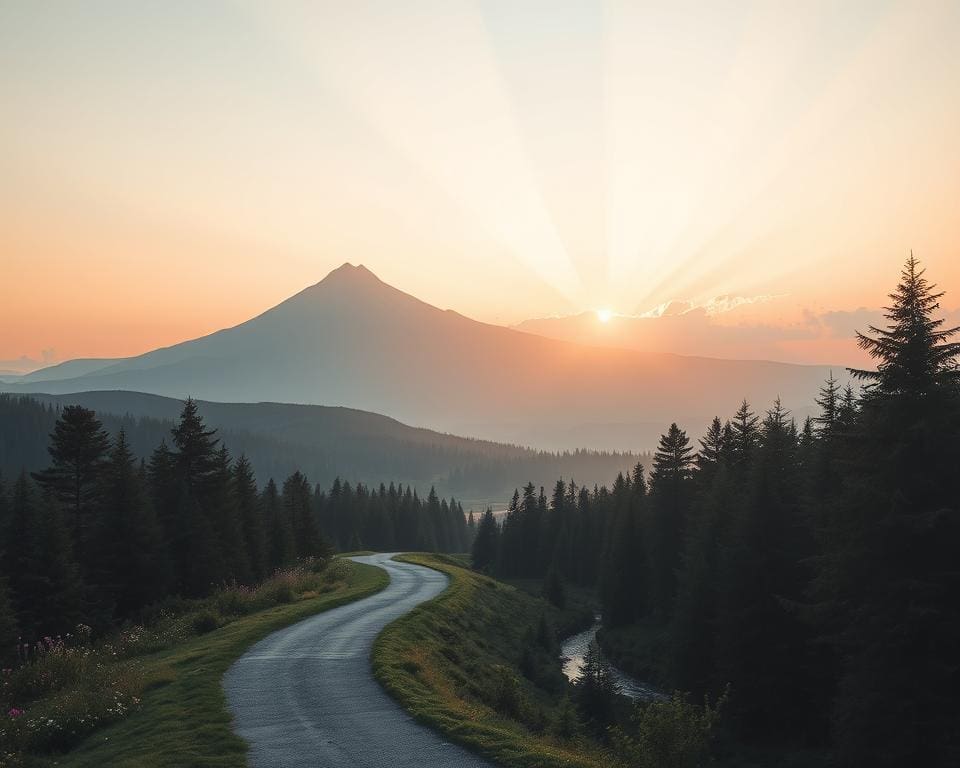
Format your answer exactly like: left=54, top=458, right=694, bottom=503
left=2, top=264, right=839, bottom=449
left=4, top=391, right=639, bottom=502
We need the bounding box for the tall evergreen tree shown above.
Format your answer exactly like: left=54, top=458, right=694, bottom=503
left=0, top=574, right=18, bottom=665
left=208, top=445, right=250, bottom=583
left=90, top=429, right=169, bottom=617
left=167, top=400, right=222, bottom=595
left=731, top=399, right=759, bottom=468
left=695, top=416, right=725, bottom=481
left=851, top=253, right=960, bottom=397
left=601, top=464, right=648, bottom=627
left=234, top=455, right=266, bottom=582
left=472, top=509, right=499, bottom=573
left=282, top=471, right=329, bottom=560
left=4, top=474, right=84, bottom=639
left=815, top=255, right=960, bottom=766
left=3, top=473, right=45, bottom=637
left=32, top=405, right=109, bottom=566
left=647, top=424, right=694, bottom=619
left=715, top=399, right=814, bottom=737
left=262, top=478, right=293, bottom=571
left=815, top=372, right=841, bottom=437
left=169, top=398, right=219, bottom=498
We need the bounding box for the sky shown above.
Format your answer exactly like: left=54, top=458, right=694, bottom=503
left=2, top=0, right=959, bottom=369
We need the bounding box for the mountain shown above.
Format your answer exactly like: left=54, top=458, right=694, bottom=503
left=13, top=358, right=121, bottom=382
left=1, top=391, right=639, bottom=503
left=2, top=264, right=840, bottom=450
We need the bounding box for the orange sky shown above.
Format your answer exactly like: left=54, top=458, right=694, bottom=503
left=2, top=1, right=959, bottom=369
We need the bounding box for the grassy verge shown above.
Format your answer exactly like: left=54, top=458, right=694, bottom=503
left=372, top=553, right=608, bottom=768
left=13, top=559, right=387, bottom=768
left=503, top=577, right=596, bottom=639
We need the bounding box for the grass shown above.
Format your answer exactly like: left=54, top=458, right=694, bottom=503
left=15, top=560, right=387, bottom=768
left=502, top=578, right=596, bottom=639
left=372, top=553, right=609, bottom=768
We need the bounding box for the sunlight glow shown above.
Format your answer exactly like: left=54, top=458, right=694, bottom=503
left=596, top=308, right=613, bottom=324
left=3, top=0, right=960, bottom=360
left=245, top=1, right=583, bottom=303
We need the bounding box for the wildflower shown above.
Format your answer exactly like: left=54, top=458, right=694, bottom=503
left=7, top=708, right=23, bottom=719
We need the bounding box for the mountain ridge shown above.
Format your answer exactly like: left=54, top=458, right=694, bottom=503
left=1, top=264, right=842, bottom=450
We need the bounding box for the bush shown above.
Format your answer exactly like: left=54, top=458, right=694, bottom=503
left=489, top=665, right=523, bottom=718
left=190, top=610, right=221, bottom=635
left=264, top=582, right=295, bottom=605
left=610, top=690, right=726, bottom=768
left=214, top=586, right=253, bottom=617
left=552, top=696, right=580, bottom=740
left=0, top=634, right=144, bottom=755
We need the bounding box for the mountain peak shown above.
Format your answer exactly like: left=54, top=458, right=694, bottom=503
left=321, top=262, right=380, bottom=285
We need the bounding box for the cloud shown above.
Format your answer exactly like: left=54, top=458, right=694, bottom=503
left=515, top=302, right=960, bottom=367
left=639, top=293, right=786, bottom=318
left=0, top=350, right=59, bottom=375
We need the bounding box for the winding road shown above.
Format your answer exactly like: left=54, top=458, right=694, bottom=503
left=224, top=553, right=493, bottom=767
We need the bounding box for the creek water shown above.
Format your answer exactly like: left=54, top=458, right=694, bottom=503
left=559, top=616, right=663, bottom=701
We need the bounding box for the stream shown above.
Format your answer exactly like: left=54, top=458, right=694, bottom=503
left=560, top=616, right=664, bottom=701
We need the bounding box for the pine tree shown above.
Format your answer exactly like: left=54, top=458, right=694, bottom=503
left=32, top=405, right=109, bottom=566
left=815, top=255, right=960, bottom=765
left=165, top=401, right=223, bottom=595
left=90, top=429, right=169, bottom=617
left=731, top=400, right=759, bottom=467
left=466, top=510, right=477, bottom=548
left=574, top=642, right=620, bottom=734
left=696, top=416, right=725, bottom=480
left=542, top=567, right=566, bottom=609
left=0, top=472, right=8, bottom=533
left=715, top=398, right=813, bottom=737
left=3, top=473, right=45, bottom=637
left=282, top=471, right=329, bottom=561
left=0, top=575, right=18, bottom=665
left=815, top=372, right=841, bottom=437
left=472, top=509, right=499, bottom=572
left=170, top=398, right=219, bottom=493
left=851, top=253, right=960, bottom=397
left=234, top=455, right=266, bottom=581
left=601, top=466, right=647, bottom=627
left=5, top=474, right=84, bottom=639
left=263, top=478, right=294, bottom=571
left=498, top=489, right=522, bottom=576
left=209, top=445, right=250, bottom=583
left=147, top=439, right=178, bottom=549
left=647, top=424, right=694, bottom=620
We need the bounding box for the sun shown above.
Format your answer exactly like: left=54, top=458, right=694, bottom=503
left=596, top=308, right=613, bottom=323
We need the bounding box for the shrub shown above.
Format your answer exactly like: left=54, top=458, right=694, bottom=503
left=264, top=582, right=295, bottom=605
left=610, top=690, right=726, bottom=768
left=214, top=586, right=253, bottom=617
left=0, top=635, right=144, bottom=755
left=190, top=610, right=221, bottom=635
left=552, top=696, right=580, bottom=741
left=489, top=665, right=523, bottom=718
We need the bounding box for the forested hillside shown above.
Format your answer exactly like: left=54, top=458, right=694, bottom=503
left=0, top=399, right=470, bottom=655
left=0, top=392, right=640, bottom=500
left=474, top=257, right=960, bottom=766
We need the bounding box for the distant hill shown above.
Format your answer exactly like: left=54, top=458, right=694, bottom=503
left=0, top=392, right=641, bottom=504
left=3, top=264, right=838, bottom=450
left=13, top=358, right=121, bottom=382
